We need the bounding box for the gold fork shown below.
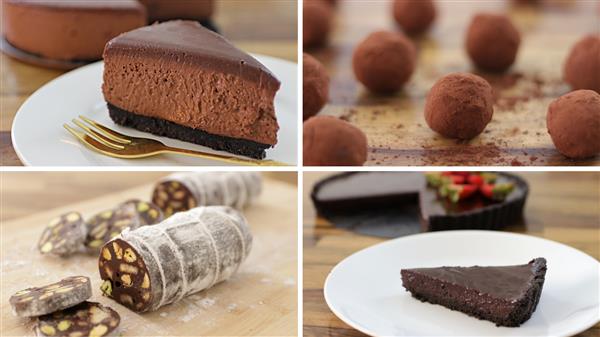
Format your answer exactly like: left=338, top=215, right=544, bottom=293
left=63, top=115, right=288, bottom=166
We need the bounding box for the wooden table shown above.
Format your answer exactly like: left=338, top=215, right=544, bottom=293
left=303, top=172, right=600, bottom=337
left=0, top=0, right=298, bottom=166
left=307, top=0, right=600, bottom=166
left=1, top=172, right=298, bottom=336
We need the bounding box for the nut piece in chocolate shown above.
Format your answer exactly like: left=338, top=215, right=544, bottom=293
left=10, top=276, right=92, bottom=317
left=85, top=199, right=161, bottom=251
left=121, top=199, right=164, bottom=226
left=38, top=212, right=87, bottom=256
left=34, top=301, right=120, bottom=337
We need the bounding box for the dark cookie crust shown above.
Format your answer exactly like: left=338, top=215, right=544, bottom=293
left=107, top=103, right=271, bottom=159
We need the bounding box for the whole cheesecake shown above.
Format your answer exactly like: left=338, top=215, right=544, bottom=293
left=138, top=0, right=215, bottom=22
left=102, top=21, right=280, bottom=159
left=2, top=0, right=146, bottom=61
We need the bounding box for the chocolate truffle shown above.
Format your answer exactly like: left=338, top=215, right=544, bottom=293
left=547, top=90, right=600, bottom=159
left=466, top=13, right=521, bottom=72
left=352, top=31, right=416, bottom=93
left=424, top=73, right=494, bottom=139
left=303, top=53, right=330, bottom=120
left=303, top=0, right=333, bottom=48
left=304, top=116, right=368, bottom=166
left=393, top=0, right=436, bottom=35
left=563, top=35, right=600, bottom=93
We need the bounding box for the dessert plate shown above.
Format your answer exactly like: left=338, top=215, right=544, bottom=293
left=324, top=230, right=600, bottom=336
left=12, top=54, right=297, bottom=166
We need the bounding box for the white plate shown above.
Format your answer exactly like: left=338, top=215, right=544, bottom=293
left=324, top=230, right=600, bottom=336
left=12, top=54, right=297, bottom=166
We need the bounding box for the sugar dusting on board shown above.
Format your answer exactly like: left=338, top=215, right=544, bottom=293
left=179, top=295, right=217, bottom=323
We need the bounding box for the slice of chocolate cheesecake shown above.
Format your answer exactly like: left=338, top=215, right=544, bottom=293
left=401, top=258, right=547, bottom=327
left=102, top=20, right=280, bottom=159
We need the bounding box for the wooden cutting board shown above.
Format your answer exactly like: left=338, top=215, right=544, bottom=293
left=307, top=1, right=600, bottom=166
left=1, top=176, right=297, bottom=336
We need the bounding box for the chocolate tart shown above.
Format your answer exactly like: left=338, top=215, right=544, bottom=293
left=102, top=21, right=280, bottom=159
left=311, top=172, right=528, bottom=235
left=401, top=258, right=547, bottom=327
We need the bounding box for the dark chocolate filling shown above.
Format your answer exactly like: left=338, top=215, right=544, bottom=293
left=107, top=103, right=271, bottom=159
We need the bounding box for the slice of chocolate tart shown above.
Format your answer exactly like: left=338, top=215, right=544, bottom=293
left=102, top=20, right=280, bottom=159
left=401, top=258, right=547, bottom=327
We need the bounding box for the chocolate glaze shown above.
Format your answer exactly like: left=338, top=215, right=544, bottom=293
left=401, top=258, right=547, bottom=327
left=105, top=20, right=279, bottom=89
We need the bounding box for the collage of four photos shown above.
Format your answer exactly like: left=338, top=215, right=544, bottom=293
left=0, top=0, right=599, bottom=336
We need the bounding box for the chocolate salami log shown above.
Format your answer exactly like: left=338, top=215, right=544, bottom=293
left=152, top=172, right=262, bottom=217
left=98, top=206, right=252, bottom=312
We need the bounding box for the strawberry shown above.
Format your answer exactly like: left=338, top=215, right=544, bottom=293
left=468, top=172, right=498, bottom=186
left=445, top=174, right=466, bottom=185
left=481, top=183, right=514, bottom=201
left=443, top=184, right=478, bottom=203
left=467, top=174, right=484, bottom=186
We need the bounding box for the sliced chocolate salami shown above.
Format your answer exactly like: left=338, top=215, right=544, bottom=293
left=121, top=199, right=164, bottom=226
left=38, top=212, right=87, bottom=256
left=10, top=276, right=92, bottom=317
left=84, top=202, right=141, bottom=251
left=34, top=301, right=120, bottom=337
left=152, top=172, right=262, bottom=217
left=98, top=206, right=252, bottom=312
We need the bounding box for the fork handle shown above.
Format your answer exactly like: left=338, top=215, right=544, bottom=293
left=161, top=146, right=289, bottom=166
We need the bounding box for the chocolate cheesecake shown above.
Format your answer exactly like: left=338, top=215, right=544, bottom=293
left=102, top=21, right=280, bottom=159
left=2, top=0, right=146, bottom=61
left=311, top=172, right=528, bottom=233
left=138, top=0, right=215, bottom=22
left=401, top=258, right=547, bottom=327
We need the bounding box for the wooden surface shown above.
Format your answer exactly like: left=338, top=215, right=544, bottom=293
left=307, top=0, right=600, bottom=166
left=0, top=0, right=297, bottom=166
left=1, top=172, right=298, bottom=336
left=303, top=172, right=600, bottom=337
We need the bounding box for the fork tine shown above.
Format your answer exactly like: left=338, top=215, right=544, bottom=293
left=65, top=123, right=130, bottom=157
left=72, top=119, right=125, bottom=150
left=78, top=115, right=131, bottom=144
left=63, top=123, right=87, bottom=142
